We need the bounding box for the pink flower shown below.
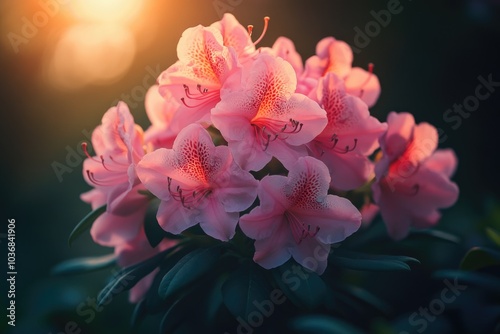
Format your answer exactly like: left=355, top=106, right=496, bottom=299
left=372, top=112, right=459, bottom=240
left=270, top=37, right=303, bottom=78
left=115, top=228, right=176, bottom=303
left=81, top=102, right=149, bottom=246
left=301, top=37, right=381, bottom=107
left=211, top=53, right=327, bottom=171
left=210, top=13, right=256, bottom=62
left=81, top=189, right=148, bottom=247
left=158, top=24, right=240, bottom=125
left=144, top=85, right=182, bottom=150
left=307, top=73, right=387, bottom=190
left=304, top=37, right=353, bottom=79
left=136, top=123, right=258, bottom=241
left=239, top=156, right=362, bottom=274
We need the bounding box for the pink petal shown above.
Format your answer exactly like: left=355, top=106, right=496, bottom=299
left=253, top=220, right=293, bottom=269
left=284, top=156, right=332, bottom=206
left=360, top=203, right=379, bottom=226
left=157, top=199, right=197, bottom=235
left=80, top=189, right=106, bottom=209
left=407, top=164, right=459, bottom=214
left=312, top=73, right=386, bottom=155
left=303, top=37, right=353, bottom=80
left=323, top=39, right=353, bottom=78
left=372, top=181, right=412, bottom=240
left=294, top=194, right=362, bottom=245
left=284, top=157, right=362, bottom=243
left=145, top=85, right=175, bottom=128
left=315, top=146, right=374, bottom=190
left=210, top=13, right=255, bottom=60
left=216, top=160, right=259, bottom=212
left=290, top=237, right=330, bottom=274
left=411, top=210, right=441, bottom=229
left=226, top=135, right=272, bottom=172
left=266, top=139, right=308, bottom=171
left=169, top=123, right=232, bottom=185
left=239, top=175, right=288, bottom=240
left=281, top=93, right=327, bottom=146
left=101, top=102, right=143, bottom=160
left=409, top=122, right=439, bottom=164
left=198, top=198, right=239, bottom=241
left=90, top=207, right=145, bottom=247
left=243, top=53, right=297, bottom=99
left=381, top=112, right=415, bottom=162
left=272, top=37, right=303, bottom=77
left=344, top=67, right=381, bottom=107
left=136, top=148, right=173, bottom=201
left=424, top=149, right=458, bottom=177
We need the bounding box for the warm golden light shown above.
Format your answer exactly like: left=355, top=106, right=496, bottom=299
left=45, top=24, right=136, bottom=90
left=66, top=0, right=145, bottom=23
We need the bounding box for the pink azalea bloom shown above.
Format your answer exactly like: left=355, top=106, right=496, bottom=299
left=115, top=228, right=177, bottom=303
left=271, top=37, right=304, bottom=78
left=136, top=123, right=258, bottom=241
left=372, top=112, right=459, bottom=240
left=307, top=73, right=387, bottom=190
left=80, top=189, right=148, bottom=247
left=82, top=102, right=149, bottom=246
left=239, top=156, right=362, bottom=274
left=360, top=202, right=379, bottom=226
left=211, top=53, right=327, bottom=171
left=210, top=13, right=256, bottom=62
left=304, top=37, right=353, bottom=79
left=158, top=24, right=240, bottom=125
left=344, top=66, right=381, bottom=109
left=144, top=85, right=182, bottom=150
left=301, top=37, right=381, bottom=107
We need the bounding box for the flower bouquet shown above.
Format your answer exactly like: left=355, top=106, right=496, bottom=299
left=55, top=14, right=459, bottom=333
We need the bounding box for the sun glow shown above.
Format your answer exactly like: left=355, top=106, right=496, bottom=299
left=44, top=0, right=149, bottom=90
left=66, top=0, right=145, bottom=23
left=45, top=24, right=136, bottom=90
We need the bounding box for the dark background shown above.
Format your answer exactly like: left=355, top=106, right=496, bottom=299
left=1, top=0, right=500, bottom=333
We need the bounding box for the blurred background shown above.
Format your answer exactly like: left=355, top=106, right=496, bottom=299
left=1, top=0, right=500, bottom=333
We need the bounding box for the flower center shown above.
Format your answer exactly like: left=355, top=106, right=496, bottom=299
left=180, top=84, right=219, bottom=109
left=167, top=177, right=212, bottom=209
left=82, top=142, right=130, bottom=186
left=251, top=117, right=303, bottom=150
left=328, top=134, right=358, bottom=153
left=285, top=211, right=320, bottom=244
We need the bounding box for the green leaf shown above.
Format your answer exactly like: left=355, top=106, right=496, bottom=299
left=486, top=227, right=500, bottom=247
left=142, top=244, right=198, bottom=313
left=289, top=315, right=364, bottom=334
left=97, top=244, right=183, bottom=308
left=130, top=298, right=147, bottom=329
left=434, top=270, right=500, bottom=294
left=160, top=282, right=208, bottom=333
left=408, top=229, right=460, bottom=243
left=144, top=217, right=166, bottom=248
left=329, top=250, right=419, bottom=271
left=221, top=263, right=272, bottom=320
left=158, top=246, right=222, bottom=299
left=272, top=259, right=326, bottom=310
left=203, top=276, right=225, bottom=326
left=68, top=205, right=106, bottom=247
left=460, top=247, right=500, bottom=271
left=51, top=253, right=116, bottom=276
left=335, top=284, right=392, bottom=315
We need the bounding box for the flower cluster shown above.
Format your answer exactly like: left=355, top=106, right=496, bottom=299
left=80, top=14, right=458, bottom=302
